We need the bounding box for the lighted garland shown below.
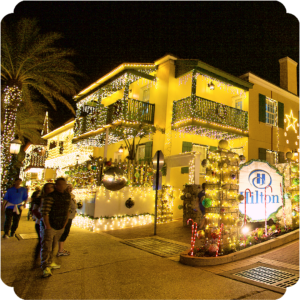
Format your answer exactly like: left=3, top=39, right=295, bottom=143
left=172, top=96, right=248, bottom=141
left=1, top=86, right=23, bottom=196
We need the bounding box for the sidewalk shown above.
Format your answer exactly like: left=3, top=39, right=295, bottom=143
left=1, top=209, right=290, bottom=299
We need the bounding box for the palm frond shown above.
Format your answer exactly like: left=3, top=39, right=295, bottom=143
left=1, top=18, right=84, bottom=114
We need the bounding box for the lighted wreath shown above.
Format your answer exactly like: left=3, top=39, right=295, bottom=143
left=216, top=105, right=227, bottom=119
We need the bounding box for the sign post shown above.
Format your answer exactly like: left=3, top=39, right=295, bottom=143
left=152, top=150, right=164, bottom=235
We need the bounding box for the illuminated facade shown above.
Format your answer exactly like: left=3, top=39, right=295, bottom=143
left=240, top=57, right=299, bottom=165
left=20, top=143, right=47, bottom=189
left=72, top=55, right=254, bottom=193
left=42, top=119, right=94, bottom=178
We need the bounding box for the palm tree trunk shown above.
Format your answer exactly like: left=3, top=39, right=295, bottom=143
left=1, top=86, right=22, bottom=197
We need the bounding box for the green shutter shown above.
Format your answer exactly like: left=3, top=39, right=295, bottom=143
left=182, top=141, right=193, bottom=153
left=278, top=102, right=284, bottom=129
left=181, top=141, right=192, bottom=173
left=259, top=148, right=267, bottom=160
left=144, top=141, right=153, bottom=162
left=259, top=94, right=266, bottom=123
left=278, top=151, right=285, bottom=163
left=209, top=146, right=218, bottom=152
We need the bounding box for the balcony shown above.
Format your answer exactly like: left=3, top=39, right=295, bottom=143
left=172, top=96, right=248, bottom=139
left=23, top=155, right=45, bottom=171
left=107, top=98, right=155, bottom=125
left=73, top=98, right=155, bottom=143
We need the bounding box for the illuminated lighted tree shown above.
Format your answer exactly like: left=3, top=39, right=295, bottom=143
left=116, top=124, right=164, bottom=162
left=1, top=18, right=82, bottom=195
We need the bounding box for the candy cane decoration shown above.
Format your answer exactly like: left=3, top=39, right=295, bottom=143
left=244, top=189, right=252, bottom=226
left=187, top=218, right=197, bottom=256
left=215, top=223, right=224, bottom=257
left=265, top=185, right=273, bottom=236
left=280, top=183, right=287, bottom=231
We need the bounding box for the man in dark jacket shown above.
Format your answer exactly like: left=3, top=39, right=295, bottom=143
left=40, top=177, right=70, bottom=278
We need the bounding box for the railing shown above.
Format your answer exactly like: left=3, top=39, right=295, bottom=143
left=68, top=158, right=154, bottom=188
left=24, top=155, right=45, bottom=169
left=74, top=99, right=155, bottom=138
left=172, top=96, right=248, bottom=131
left=107, top=98, right=155, bottom=125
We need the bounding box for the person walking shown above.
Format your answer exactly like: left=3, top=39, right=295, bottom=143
left=2, top=178, right=28, bottom=238
left=29, top=187, right=41, bottom=221
left=31, top=183, right=54, bottom=259
left=40, top=178, right=70, bottom=278
left=57, top=184, right=76, bottom=256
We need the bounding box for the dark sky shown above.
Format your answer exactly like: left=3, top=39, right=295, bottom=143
left=4, top=1, right=299, bottom=128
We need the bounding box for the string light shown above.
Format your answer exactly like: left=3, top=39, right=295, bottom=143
left=1, top=85, right=22, bottom=196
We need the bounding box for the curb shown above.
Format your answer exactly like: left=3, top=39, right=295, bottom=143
left=180, top=229, right=299, bottom=266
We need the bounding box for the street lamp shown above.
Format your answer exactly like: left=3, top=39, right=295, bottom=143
left=208, top=82, right=215, bottom=90
left=9, top=138, right=22, bottom=154
left=119, top=145, right=125, bottom=153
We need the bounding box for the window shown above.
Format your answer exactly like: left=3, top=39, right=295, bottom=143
left=142, top=88, right=150, bottom=102
left=266, top=98, right=277, bottom=126
left=232, top=96, right=243, bottom=110
left=114, top=152, right=123, bottom=163
left=136, top=145, right=145, bottom=161
left=231, top=147, right=244, bottom=156
left=192, top=144, right=208, bottom=174
left=266, top=150, right=276, bottom=165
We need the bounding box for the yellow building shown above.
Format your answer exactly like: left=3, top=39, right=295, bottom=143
left=72, top=54, right=253, bottom=190
left=42, top=119, right=94, bottom=178
left=240, top=57, right=299, bottom=164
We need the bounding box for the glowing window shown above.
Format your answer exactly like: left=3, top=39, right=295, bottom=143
left=266, top=98, right=277, bottom=126
left=266, top=150, right=276, bottom=165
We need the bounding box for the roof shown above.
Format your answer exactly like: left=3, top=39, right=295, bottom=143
left=42, top=119, right=75, bottom=140
left=175, top=59, right=253, bottom=90
left=73, top=63, right=156, bottom=102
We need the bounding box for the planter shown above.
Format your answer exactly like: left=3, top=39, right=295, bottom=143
left=180, top=229, right=299, bottom=266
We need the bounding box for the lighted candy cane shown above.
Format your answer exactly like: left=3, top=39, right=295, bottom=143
left=187, top=218, right=197, bottom=256
left=215, top=223, right=224, bottom=257
left=265, top=185, right=272, bottom=236
left=244, top=189, right=252, bottom=226
left=280, top=183, right=287, bottom=231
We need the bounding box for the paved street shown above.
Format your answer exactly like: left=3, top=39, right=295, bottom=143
left=1, top=209, right=299, bottom=299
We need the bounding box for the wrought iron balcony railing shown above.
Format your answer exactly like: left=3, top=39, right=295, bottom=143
left=107, top=98, right=155, bottom=125
left=74, top=98, right=155, bottom=138
left=172, top=96, right=248, bottom=132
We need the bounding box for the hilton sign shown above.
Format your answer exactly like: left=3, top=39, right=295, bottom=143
left=239, top=161, right=283, bottom=222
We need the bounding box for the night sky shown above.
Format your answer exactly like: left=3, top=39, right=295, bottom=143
left=3, top=1, right=299, bottom=128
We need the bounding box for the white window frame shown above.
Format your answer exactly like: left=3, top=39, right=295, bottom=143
left=266, top=150, right=277, bottom=165
left=192, top=144, right=208, bottom=174
left=231, top=147, right=244, bottom=156
left=140, top=85, right=150, bottom=103
left=266, top=98, right=278, bottom=126
left=232, top=95, right=243, bottom=110
left=114, top=152, right=123, bottom=163
left=136, top=144, right=146, bottom=161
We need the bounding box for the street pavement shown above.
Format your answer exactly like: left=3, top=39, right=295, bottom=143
left=1, top=208, right=299, bottom=299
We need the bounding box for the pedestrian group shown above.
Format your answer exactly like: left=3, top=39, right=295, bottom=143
left=2, top=177, right=77, bottom=278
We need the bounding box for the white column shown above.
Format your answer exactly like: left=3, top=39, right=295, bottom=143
left=166, top=166, right=171, bottom=185
left=104, top=128, right=109, bottom=159
left=194, top=153, right=200, bottom=185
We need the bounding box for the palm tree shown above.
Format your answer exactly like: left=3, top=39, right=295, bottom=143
left=1, top=18, right=82, bottom=195
left=2, top=101, right=50, bottom=192
left=15, top=101, right=50, bottom=145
